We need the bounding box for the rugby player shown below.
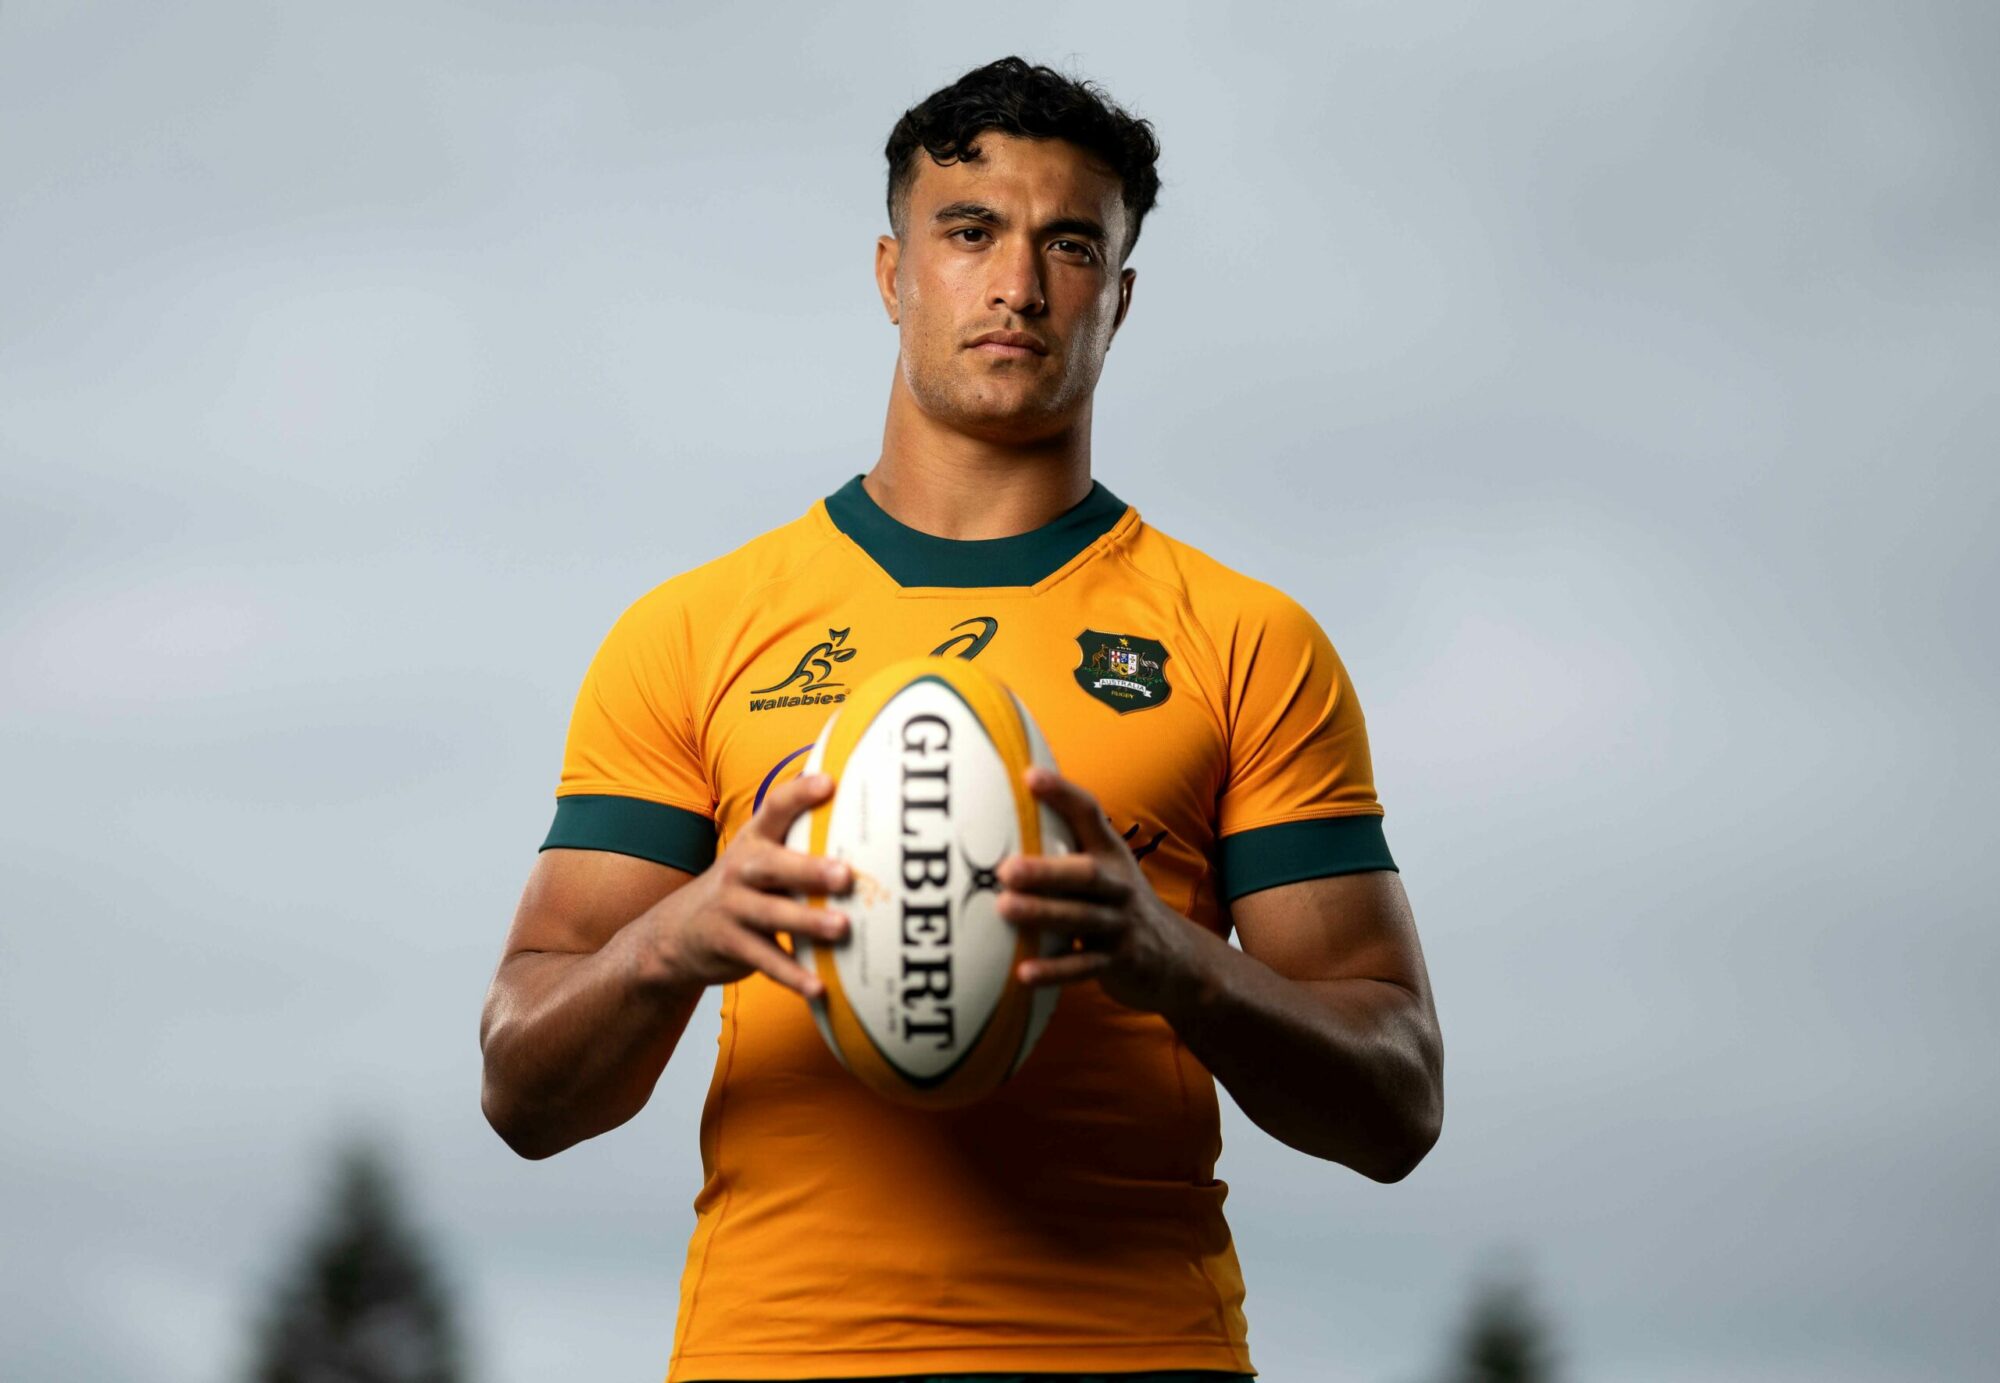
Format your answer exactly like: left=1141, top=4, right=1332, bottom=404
left=481, top=55, right=1444, bottom=1383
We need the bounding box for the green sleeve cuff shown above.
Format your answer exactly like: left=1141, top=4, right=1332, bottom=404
left=541, top=795, right=718, bottom=874
left=1218, top=815, right=1396, bottom=902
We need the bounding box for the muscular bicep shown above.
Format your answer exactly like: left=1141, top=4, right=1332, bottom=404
left=500, top=847, right=695, bottom=961
left=480, top=848, right=695, bottom=1057
left=1230, top=870, right=1433, bottom=1004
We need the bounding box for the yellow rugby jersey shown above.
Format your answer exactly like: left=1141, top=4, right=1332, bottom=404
left=545, top=475, right=1394, bottom=1382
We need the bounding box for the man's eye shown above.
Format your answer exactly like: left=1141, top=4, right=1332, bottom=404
left=1053, top=239, right=1096, bottom=261
left=952, top=227, right=989, bottom=244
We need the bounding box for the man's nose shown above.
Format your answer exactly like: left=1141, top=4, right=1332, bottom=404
left=988, top=240, right=1047, bottom=316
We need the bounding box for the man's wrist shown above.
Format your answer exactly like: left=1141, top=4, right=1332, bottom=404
left=619, top=892, right=703, bottom=1001
left=1155, top=912, right=1232, bottom=1031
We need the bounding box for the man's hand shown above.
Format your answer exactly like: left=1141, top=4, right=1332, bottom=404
left=996, top=764, right=1442, bottom=1178
left=640, top=772, right=853, bottom=1000
left=480, top=773, right=852, bottom=1159
left=996, top=765, right=1206, bottom=1015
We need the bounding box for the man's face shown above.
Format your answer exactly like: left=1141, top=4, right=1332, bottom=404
left=876, top=132, right=1135, bottom=442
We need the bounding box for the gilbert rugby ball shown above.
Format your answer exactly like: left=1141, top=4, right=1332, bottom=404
left=786, top=656, right=1075, bottom=1108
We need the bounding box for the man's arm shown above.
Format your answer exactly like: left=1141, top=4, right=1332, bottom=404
left=1171, top=869, right=1441, bottom=1182
left=479, top=774, right=852, bottom=1160
left=479, top=849, right=701, bottom=1161
left=998, top=768, right=1443, bottom=1182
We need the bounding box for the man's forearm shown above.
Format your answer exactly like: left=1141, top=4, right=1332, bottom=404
left=479, top=919, right=703, bottom=1160
left=1161, top=925, right=1443, bottom=1181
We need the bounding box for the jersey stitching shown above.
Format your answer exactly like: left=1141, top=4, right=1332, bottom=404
left=673, top=982, right=743, bottom=1366
left=552, top=785, right=715, bottom=818
left=724, top=523, right=850, bottom=612
left=675, top=1333, right=1248, bottom=1356
left=1027, top=506, right=1143, bottom=595
left=1100, top=537, right=1244, bottom=923
left=816, top=501, right=1142, bottom=597
left=1219, top=804, right=1386, bottom=836
left=1103, top=542, right=1233, bottom=760
left=685, top=523, right=850, bottom=785
left=1166, top=1036, right=1237, bottom=1351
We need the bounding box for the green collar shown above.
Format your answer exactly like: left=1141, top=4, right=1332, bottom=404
left=824, top=474, right=1128, bottom=588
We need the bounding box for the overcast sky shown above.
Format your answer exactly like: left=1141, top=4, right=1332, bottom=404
left=3, top=3, right=1996, bottom=1381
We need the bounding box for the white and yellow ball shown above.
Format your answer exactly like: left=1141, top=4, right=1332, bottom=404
left=786, top=656, right=1074, bottom=1108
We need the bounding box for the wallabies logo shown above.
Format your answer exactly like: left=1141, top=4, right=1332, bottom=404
left=749, top=627, right=858, bottom=711
left=1074, top=630, right=1172, bottom=714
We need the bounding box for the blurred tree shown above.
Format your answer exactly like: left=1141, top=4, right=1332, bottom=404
left=248, top=1137, right=466, bottom=1383
left=1435, top=1258, right=1558, bottom=1383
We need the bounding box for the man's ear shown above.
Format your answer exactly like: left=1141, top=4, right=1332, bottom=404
left=874, top=235, right=901, bottom=324
left=1110, top=266, right=1136, bottom=338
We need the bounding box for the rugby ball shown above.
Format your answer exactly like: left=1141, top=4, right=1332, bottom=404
left=785, top=656, right=1074, bottom=1109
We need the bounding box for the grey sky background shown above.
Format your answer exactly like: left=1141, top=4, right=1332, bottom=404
left=3, top=2, right=1995, bottom=1380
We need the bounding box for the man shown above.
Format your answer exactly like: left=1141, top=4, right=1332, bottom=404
left=481, top=56, right=1443, bottom=1383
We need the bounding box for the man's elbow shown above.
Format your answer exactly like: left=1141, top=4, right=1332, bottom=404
left=1364, top=1041, right=1445, bottom=1183
left=481, top=1079, right=564, bottom=1162
left=1365, top=1099, right=1442, bottom=1183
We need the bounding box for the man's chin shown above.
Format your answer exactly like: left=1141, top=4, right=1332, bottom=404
left=905, top=366, right=1083, bottom=440
left=942, top=396, right=1075, bottom=443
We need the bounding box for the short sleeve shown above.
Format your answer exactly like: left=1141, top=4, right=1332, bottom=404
left=540, top=587, right=718, bottom=873
left=1215, top=592, right=1395, bottom=901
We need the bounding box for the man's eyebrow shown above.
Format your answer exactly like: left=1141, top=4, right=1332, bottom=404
left=933, top=200, right=1003, bottom=227
left=932, top=201, right=1110, bottom=248
left=1040, top=215, right=1110, bottom=248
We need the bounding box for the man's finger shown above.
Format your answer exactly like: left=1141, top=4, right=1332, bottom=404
left=736, top=842, right=852, bottom=898
left=725, top=926, right=826, bottom=1000
left=750, top=771, right=836, bottom=840
left=1024, top=766, right=1121, bottom=851
left=997, top=852, right=1127, bottom=900
left=1015, top=951, right=1114, bottom=988
left=997, top=891, right=1122, bottom=935
left=727, top=885, right=850, bottom=944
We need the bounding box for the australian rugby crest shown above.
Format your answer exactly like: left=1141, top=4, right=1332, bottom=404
left=1073, top=630, right=1172, bottom=714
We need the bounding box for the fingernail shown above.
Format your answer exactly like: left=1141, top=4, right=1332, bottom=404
left=807, top=772, right=833, bottom=791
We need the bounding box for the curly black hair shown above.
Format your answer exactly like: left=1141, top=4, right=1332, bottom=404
left=884, top=56, right=1162, bottom=264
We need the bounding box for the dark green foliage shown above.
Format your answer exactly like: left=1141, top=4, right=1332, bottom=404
left=248, top=1139, right=465, bottom=1383
left=1437, top=1262, right=1558, bottom=1383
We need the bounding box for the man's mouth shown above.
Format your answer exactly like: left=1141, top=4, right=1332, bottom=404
left=967, top=330, right=1049, bottom=358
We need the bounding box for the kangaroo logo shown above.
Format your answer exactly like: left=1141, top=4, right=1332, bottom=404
left=752, top=627, right=859, bottom=695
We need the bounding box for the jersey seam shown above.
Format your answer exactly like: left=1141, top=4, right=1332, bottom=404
left=1219, top=805, right=1385, bottom=837
left=815, top=500, right=1143, bottom=597
left=813, top=497, right=905, bottom=591
left=1030, top=506, right=1143, bottom=595
left=552, top=785, right=716, bottom=819
left=673, top=982, right=743, bottom=1369
left=686, top=522, right=850, bottom=783
left=1166, top=1039, right=1236, bottom=1352
left=1100, top=536, right=1253, bottom=932
left=724, top=522, right=851, bottom=613
left=675, top=1334, right=1247, bottom=1356
left=1104, top=542, right=1233, bottom=752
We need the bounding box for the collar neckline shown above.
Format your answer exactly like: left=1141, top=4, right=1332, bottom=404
left=823, top=474, right=1128, bottom=588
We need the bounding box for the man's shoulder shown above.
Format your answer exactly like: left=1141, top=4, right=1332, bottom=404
left=617, top=500, right=842, bottom=630
left=1123, top=512, right=1325, bottom=641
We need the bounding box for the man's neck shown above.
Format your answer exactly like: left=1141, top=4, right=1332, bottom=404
left=867, top=383, right=1095, bottom=541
